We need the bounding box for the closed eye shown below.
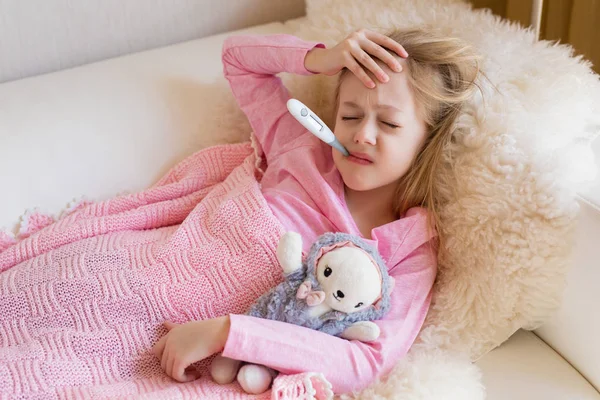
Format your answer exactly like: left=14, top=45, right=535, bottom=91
left=341, top=116, right=400, bottom=129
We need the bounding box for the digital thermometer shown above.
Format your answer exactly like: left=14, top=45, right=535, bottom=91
left=286, top=98, right=349, bottom=156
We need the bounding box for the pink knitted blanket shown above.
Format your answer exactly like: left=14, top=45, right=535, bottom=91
left=0, top=142, right=332, bottom=399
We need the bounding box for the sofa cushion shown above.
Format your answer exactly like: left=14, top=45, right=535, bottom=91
left=477, top=329, right=600, bottom=399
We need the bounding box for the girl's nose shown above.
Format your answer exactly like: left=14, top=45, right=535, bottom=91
left=353, top=123, right=377, bottom=146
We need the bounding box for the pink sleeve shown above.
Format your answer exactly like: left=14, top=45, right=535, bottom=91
left=223, top=241, right=438, bottom=394
left=221, top=34, right=326, bottom=162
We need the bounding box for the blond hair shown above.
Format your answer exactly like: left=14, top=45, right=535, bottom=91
left=333, top=28, right=482, bottom=253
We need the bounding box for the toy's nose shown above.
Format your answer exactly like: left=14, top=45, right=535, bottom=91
left=336, top=290, right=345, bottom=298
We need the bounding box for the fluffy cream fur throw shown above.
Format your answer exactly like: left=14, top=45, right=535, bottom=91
left=215, top=0, right=600, bottom=398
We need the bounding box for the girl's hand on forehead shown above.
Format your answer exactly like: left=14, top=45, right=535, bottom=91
left=304, top=28, right=408, bottom=88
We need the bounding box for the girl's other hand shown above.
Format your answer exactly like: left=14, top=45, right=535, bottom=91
left=304, top=28, right=408, bottom=88
left=152, top=316, right=231, bottom=382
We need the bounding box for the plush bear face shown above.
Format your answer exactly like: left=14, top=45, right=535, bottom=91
left=315, top=247, right=382, bottom=313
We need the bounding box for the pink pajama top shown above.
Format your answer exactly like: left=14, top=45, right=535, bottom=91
left=220, top=33, right=438, bottom=394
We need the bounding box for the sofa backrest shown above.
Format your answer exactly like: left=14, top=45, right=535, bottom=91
left=0, top=0, right=306, bottom=83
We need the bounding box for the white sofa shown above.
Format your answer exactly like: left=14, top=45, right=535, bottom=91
left=1, top=1, right=598, bottom=398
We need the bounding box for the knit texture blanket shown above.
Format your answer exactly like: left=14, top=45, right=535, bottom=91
left=0, top=142, right=331, bottom=399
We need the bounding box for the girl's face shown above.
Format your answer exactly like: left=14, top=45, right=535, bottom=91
left=333, top=59, right=428, bottom=193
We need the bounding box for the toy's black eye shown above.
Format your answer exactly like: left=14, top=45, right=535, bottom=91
left=324, top=266, right=332, bottom=277
left=355, top=302, right=364, bottom=308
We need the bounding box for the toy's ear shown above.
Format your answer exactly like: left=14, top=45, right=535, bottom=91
left=277, top=231, right=304, bottom=275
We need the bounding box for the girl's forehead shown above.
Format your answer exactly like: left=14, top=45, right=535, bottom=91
left=339, top=62, right=415, bottom=112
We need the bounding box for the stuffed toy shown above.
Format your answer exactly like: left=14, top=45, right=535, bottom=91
left=210, top=231, right=395, bottom=394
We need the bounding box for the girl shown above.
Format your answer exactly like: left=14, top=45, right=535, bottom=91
left=152, top=28, right=480, bottom=394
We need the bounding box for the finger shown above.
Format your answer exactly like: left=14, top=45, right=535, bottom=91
left=161, top=347, right=169, bottom=375
left=164, top=321, right=179, bottom=330
left=362, top=39, right=404, bottom=74
left=166, top=349, right=176, bottom=379
left=152, top=336, right=166, bottom=359
left=346, top=56, right=376, bottom=88
left=179, top=371, right=199, bottom=383
left=366, top=30, right=409, bottom=58
left=350, top=46, right=390, bottom=83
left=185, top=365, right=201, bottom=380
left=172, top=360, right=194, bottom=382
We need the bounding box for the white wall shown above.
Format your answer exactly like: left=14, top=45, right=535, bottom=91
left=0, top=0, right=306, bottom=83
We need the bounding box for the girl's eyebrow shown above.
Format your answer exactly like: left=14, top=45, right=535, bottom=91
left=342, top=101, right=402, bottom=113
